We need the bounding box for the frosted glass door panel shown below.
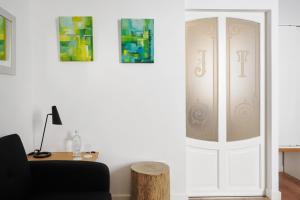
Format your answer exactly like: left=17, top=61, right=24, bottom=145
left=186, top=12, right=265, bottom=197
left=227, top=18, right=260, bottom=142
left=186, top=18, right=218, bottom=141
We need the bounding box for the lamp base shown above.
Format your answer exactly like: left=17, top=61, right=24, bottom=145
left=28, top=149, right=52, bottom=158
left=28, top=149, right=42, bottom=156
left=33, top=151, right=52, bottom=158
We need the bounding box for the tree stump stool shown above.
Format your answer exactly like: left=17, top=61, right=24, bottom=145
left=131, top=162, right=170, bottom=200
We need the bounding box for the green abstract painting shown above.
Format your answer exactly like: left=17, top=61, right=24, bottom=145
left=0, top=16, right=6, bottom=61
left=59, top=16, right=93, bottom=61
left=121, top=19, right=154, bottom=63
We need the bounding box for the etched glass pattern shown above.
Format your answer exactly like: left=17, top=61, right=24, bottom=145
left=227, top=18, right=260, bottom=141
left=186, top=18, right=218, bottom=141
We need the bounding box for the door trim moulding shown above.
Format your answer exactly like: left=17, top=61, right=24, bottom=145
left=184, top=9, right=281, bottom=200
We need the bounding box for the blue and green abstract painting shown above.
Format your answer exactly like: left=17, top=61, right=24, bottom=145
left=0, top=16, right=6, bottom=61
left=121, top=19, right=154, bottom=63
left=59, top=16, right=93, bottom=61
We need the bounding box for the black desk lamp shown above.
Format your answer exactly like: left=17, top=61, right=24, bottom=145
left=31, top=106, right=62, bottom=158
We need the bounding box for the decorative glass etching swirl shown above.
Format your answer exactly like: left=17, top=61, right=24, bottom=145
left=189, top=100, right=209, bottom=129
left=186, top=18, right=218, bottom=141
left=227, top=18, right=260, bottom=141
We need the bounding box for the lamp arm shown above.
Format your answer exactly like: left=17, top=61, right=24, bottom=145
left=39, top=113, right=52, bottom=152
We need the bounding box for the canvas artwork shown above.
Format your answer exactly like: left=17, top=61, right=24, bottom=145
left=121, top=18, right=154, bottom=63
left=59, top=16, right=93, bottom=61
left=0, top=15, right=6, bottom=61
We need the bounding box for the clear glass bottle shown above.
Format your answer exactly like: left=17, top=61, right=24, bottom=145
left=72, top=130, right=81, bottom=160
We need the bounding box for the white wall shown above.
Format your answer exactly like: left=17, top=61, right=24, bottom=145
left=0, top=0, right=33, bottom=150
left=278, top=26, right=300, bottom=146
left=278, top=0, right=300, bottom=179
left=283, top=153, right=300, bottom=178
left=185, top=0, right=280, bottom=199
left=279, top=0, right=300, bottom=25
left=0, top=0, right=281, bottom=200
left=29, top=0, right=186, bottom=199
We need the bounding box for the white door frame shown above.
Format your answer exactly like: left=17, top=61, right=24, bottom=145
left=185, top=10, right=272, bottom=197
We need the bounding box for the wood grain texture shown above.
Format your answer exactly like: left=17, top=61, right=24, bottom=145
left=190, top=172, right=300, bottom=200
left=27, top=152, right=99, bottom=162
left=189, top=198, right=268, bottom=200
left=280, top=172, right=300, bottom=200
left=131, top=162, right=170, bottom=200
left=279, top=147, right=300, bottom=152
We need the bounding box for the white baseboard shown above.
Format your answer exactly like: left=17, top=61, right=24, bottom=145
left=112, top=193, right=187, bottom=200
left=112, top=194, right=130, bottom=200
left=172, top=193, right=188, bottom=200
left=266, top=189, right=281, bottom=200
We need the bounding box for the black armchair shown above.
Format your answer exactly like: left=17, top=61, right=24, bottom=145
left=0, top=134, right=111, bottom=200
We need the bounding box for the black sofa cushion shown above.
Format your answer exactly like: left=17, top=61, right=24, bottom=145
left=30, top=192, right=111, bottom=200
left=0, top=134, right=111, bottom=200
left=0, top=134, right=31, bottom=200
left=29, top=161, right=110, bottom=193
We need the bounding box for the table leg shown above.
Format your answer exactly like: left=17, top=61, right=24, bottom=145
left=282, top=152, right=285, bottom=173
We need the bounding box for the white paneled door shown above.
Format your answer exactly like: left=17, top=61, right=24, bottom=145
left=186, top=12, right=265, bottom=197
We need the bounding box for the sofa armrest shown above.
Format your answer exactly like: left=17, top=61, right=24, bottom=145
left=29, top=161, right=110, bottom=193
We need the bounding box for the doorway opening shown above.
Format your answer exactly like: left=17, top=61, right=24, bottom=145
left=186, top=11, right=266, bottom=198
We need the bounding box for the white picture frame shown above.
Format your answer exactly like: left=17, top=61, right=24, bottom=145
left=0, top=7, right=16, bottom=75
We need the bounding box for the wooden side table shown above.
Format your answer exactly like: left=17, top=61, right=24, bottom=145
left=27, top=152, right=99, bottom=162
left=279, top=146, right=300, bottom=172
left=131, top=162, right=170, bottom=200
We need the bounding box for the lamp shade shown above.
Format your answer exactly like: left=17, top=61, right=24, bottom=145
left=52, top=106, right=62, bottom=125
